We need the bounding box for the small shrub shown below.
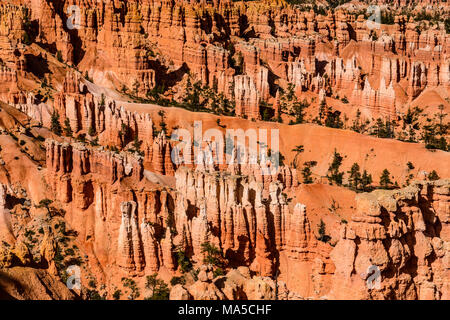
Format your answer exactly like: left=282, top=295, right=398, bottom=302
left=176, top=250, right=192, bottom=273
left=170, top=276, right=186, bottom=286
left=50, top=111, right=62, bottom=135
left=88, top=279, right=96, bottom=288
left=213, top=268, right=225, bottom=278
left=56, top=51, right=63, bottom=62
left=112, top=290, right=122, bottom=300
left=122, top=278, right=140, bottom=300
left=428, top=170, right=440, bottom=181
left=86, top=289, right=104, bottom=300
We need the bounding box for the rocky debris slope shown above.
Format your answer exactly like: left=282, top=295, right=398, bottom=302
left=170, top=266, right=298, bottom=300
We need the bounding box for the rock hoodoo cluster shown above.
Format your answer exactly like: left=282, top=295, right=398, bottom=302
left=0, top=0, right=448, bottom=300
left=2, top=0, right=450, bottom=120
left=40, top=136, right=450, bottom=299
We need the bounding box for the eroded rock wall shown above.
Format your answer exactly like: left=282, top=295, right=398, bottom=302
left=331, top=180, right=449, bottom=300
left=3, top=1, right=450, bottom=119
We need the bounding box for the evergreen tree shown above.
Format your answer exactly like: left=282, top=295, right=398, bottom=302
left=405, top=162, right=415, bottom=186
left=262, top=108, right=271, bottom=121
left=325, top=110, right=344, bottom=129
left=445, top=17, right=450, bottom=34
left=408, top=125, right=416, bottom=142
left=37, top=198, right=53, bottom=214
left=122, top=278, right=140, bottom=300
left=327, top=149, right=344, bottom=185
left=88, top=126, right=96, bottom=137
left=428, top=170, right=440, bottom=181
left=132, top=135, right=142, bottom=152
left=317, top=219, right=330, bottom=243
left=437, top=104, right=447, bottom=135
left=201, top=242, right=226, bottom=277
left=285, top=83, right=295, bottom=102
left=318, top=100, right=327, bottom=124
left=77, top=133, right=86, bottom=143
left=56, top=50, right=63, bottom=62
left=292, top=99, right=308, bottom=124
left=132, top=80, right=140, bottom=96
left=301, top=166, right=313, bottom=184
left=63, top=118, right=72, bottom=137
left=182, top=78, right=203, bottom=111
left=347, top=162, right=361, bottom=190
left=158, top=110, right=167, bottom=133
left=423, top=122, right=449, bottom=151
left=291, top=145, right=304, bottom=168
left=380, top=169, right=392, bottom=189
left=301, top=161, right=317, bottom=184
left=351, top=109, right=362, bottom=133
left=145, top=274, right=169, bottom=300
left=99, top=93, right=106, bottom=107
left=361, top=170, right=373, bottom=192
left=385, top=118, right=394, bottom=138
left=175, top=249, right=192, bottom=273
left=373, top=118, right=394, bottom=138
left=50, top=111, right=62, bottom=135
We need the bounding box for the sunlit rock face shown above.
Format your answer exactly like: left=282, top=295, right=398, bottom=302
left=0, top=0, right=448, bottom=300
left=3, top=0, right=450, bottom=120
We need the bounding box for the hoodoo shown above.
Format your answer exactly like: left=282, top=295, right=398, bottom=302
left=0, top=0, right=448, bottom=301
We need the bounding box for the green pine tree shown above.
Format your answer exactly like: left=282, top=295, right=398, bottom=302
left=348, top=163, right=361, bottom=190
left=50, top=111, right=62, bottom=135
left=361, top=170, right=373, bottom=192
left=301, top=161, right=316, bottom=184
left=380, top=169, right=392, bottom=189
left=63, top=118, right=72, bottom=137
left=428, top=170, right=440, bottom=181
left=327, top=149, right=344, bottom=185
left=291, top=145, right=304, bottom=169
left=317, top=219, right=330, bottom=243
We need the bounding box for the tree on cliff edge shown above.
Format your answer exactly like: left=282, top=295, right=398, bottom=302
left=327, top=149, right=344, bottom=186
left=347, top=163, right=362, bottom=191
left=301, top=160, right=317, bottom=184
left=201, top=242, right=226, bottom=277
left=50, top=111, right=62, bottom=136
left=145, top=274, right=169, bottom=300
left=380, top=169, right=393, bottom=189
left=291, top=145, right=304, bottom=168
left=361, top=170, right=373, bottom=192
left=63, top=119, right=72, bottom=137
left=317, top=219, right=330, bottom=243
